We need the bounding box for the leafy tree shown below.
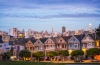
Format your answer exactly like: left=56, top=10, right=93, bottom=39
left=96, top=24, right=100, bottom=37
left=19, top=50, right=31, bottom=61
left=70, top=50, right=84, bottom=61
left=2, top=51, right=11, bottom=60
left=46, top=51, right=58, bottom=61
left=32, top=51, right=44, bottom=62
left=58, top=50, right=69, bottom=61
left=86, top=48, right=100, bottom=59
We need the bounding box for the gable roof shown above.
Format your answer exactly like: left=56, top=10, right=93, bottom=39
left=14, top=38, right=26, bottom=45
left=74, top=35, right=82, bottom=42
left=40, top=38, right=48, bottom=43
left=30, top=39, right=37, bottom=44
left=50, top=37, right=58, bottom=43
left=62, top=36, right=72, bottom=42
left=95, top=34, right=100, bottom=40
left=88, top=34, right=100, bottom=40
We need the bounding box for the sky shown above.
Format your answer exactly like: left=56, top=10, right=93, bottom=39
left=0, top=0, right=100, bottom=33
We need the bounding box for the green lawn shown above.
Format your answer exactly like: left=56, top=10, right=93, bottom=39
left=0, top=61, right=65, bottom=65
left=0, top=61, right=100, bottom=65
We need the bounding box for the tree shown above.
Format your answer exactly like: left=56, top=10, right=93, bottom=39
left=70, top=50, right=84, bottom=62
left=32, top=51, right=44, bottom=62
left=86, top=48, right=100, bottom=59
left=96, top=24, right=100, bottom=37
left=58, top=50, right=69, bottom=61
left=2, top=51, right=11, bottom=60
left=46, top=51, right=58, bottom=61
left=19, top=50, right=31, bottom=61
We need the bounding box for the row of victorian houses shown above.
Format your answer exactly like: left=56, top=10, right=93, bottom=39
left=0, top=33, right=100, bottom=58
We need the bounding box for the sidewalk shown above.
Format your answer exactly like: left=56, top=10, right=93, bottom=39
left=40, top=60, right=100, bottom=63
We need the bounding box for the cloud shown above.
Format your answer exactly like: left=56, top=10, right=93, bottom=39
left=0, top=0, right=100, bottom=19
left=0, top=12, right=100, bottom=19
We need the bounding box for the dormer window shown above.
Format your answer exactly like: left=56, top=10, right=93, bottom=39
left=60, top=40, right=62, bottom=42
left=73, top=39, right=75, bottom=41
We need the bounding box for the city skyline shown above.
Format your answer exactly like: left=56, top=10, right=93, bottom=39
left=0, top=0, right=100, bottom=32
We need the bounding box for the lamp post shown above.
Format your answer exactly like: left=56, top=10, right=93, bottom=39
left=44, top=51, right=46, bottom=61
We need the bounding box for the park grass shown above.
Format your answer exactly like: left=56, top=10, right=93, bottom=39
left=0, top=61, right=100, bottom=65
left=0, top=61, right=65, bottom=65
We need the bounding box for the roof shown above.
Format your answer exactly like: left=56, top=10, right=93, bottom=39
left=30, top=39, right=37, bottom=44
left=9, top=41, right=15, bottom=45
left=40, top=38, right=48, bottom=43
left=14, top=38, right=26, bottom=45
left=88, top=34, right=100, bottom=40
left=25, top=37, right=36, bottom=44
left=50, top=37, right=58, bottom=43
left=74, top=35, right=82, bottom=42
left=95, top=34, right=100, bottom=40
left=0, top=35, right=3, bottom=43
left=62, top=36, right=72, bottom=42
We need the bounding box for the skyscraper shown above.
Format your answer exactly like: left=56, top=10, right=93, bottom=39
left=89, top=23, right=93, bottom=33
left=13, top=28, right=18, bottom=36
left=9, top=28, right=18, bottom=37
left=62, top=26, right=66, bottom=33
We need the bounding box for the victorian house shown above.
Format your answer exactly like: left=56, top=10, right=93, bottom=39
left=81, top=34, right=95, bottom=50
left=25, top=38, right=36, bottom=53
left=56, top=36, right=68, bottom=51
left=68, top=35, right=81, bottom=50
left=34, top=38, right=47, bottom=52
left=44, top=37, right=57, bottom=52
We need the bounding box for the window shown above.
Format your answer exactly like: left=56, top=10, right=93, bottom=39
left=58, top=44, right=59, bottom=47
left=60, top=40, right=62, bottom=42
left=6, top=48, right=9, bottom=49
left=0, top=45, right=2, bottom=47
left=78, top=44, right=80, bottom=48
left=62, top=45, right=64, bottom=48
left=33, top=47, right=34, bottom=50
left=17, top=46, right=20, bottom=50
left=73, top=39, right=75, bottom=41
left=92, top=42, right=94, bottom=46
left=75, top=45, right=77, bottom=48
left=70, top=44, right=72, bottom=47
left=30, top=47, right=32, bottom=50
left=51, top=45, right=52, bottom=48
left=65, top=45, right=66, bottom=48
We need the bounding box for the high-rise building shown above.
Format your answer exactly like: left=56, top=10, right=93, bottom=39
left=62, top=26, right=66, bottom=33
left=89, top=23, right=93, bottom=33
left=13, top=28, right=18, bottom=36
left=0, top=31, right=2, bottom=35
left=9, top=28, right=18, bottom=37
